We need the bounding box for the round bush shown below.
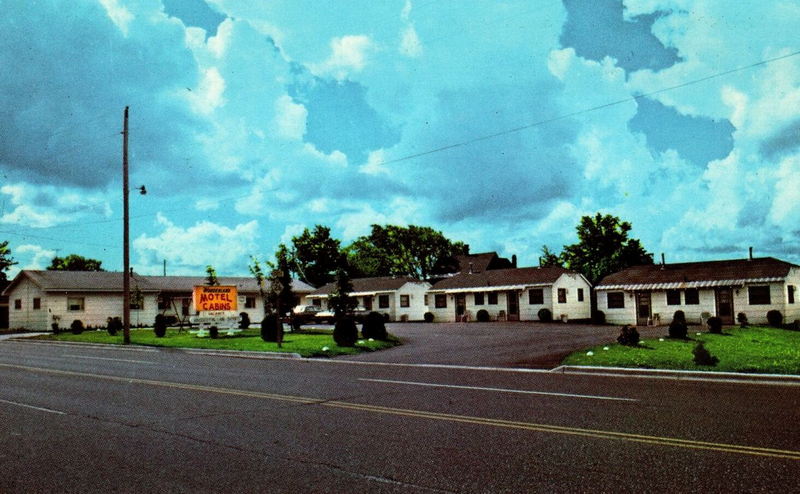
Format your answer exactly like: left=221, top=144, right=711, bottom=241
left=154, top=314, right=167, bottom=338
left=362, top=311, right=388, bottom=340
left=51, top=322, right=61, bottom=334
left=592, top=310, right=606, bottom=325
left=106, top=316, right=122, bottom=336
left=334, top=317, right=358, bottom=347
left=668, top=312, right=688, bottom=339
left=423, top=312, right=434, bottom=323
left=736, top=312, right=749, bottom=328
left=617, top=325, right=639, bottom=346
left=537, top=308, right=552, bottom=322
left=260, top=314, right=280, bottom=342
left=475, top=309, right=490, bottom=322
left=707, top=316, right=723, bottom=334
left=693, top=342, right=719, bottom=366
left=209, top=326, right=219, bottom=339
left=70, top=319, right=85, bottom=335
left=767, top=310, right=783, bottom=328
left=239, top=312, right=251, bottom=330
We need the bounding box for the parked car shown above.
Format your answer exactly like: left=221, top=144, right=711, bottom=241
left=313, top=307, right=369, bottom=324
left=290, top=305, right=324, bottom=329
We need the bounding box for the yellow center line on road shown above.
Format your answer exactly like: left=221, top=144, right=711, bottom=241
left=3, top=362, right=799, bottom=461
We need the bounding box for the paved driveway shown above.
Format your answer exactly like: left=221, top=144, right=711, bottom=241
left=339, top=321, right=666, bottom=368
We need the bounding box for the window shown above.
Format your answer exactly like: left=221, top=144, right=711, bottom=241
left=14, top=299, right=21, bottom=310
left=684, top=288, right=699, bottom=305
left=474, top=292, right=484, bottom=305
left=607, top=292, right=625, bottom=309
left=789, top=285, right=796, bottom=304
left=158, top=296, right=171, bottom=310
left=312, top=298, right=322, bottom=307
left=400, top=295, right=410, bottom=308
left=528, top=289, right=543, bottom=305
left=557, top=288, right=567, bottom=304
left=748, top=286, right=771, bottom=305
left=67, top=297, right=85, bottom=311
left=666, top=290, right=681, bottom=306
left=488, top=292, right=498, bottom=305
left=577, top=288, right=584, bottom=302
left=434, top=294, right=447, bottom=308
left=364, top=296, right=373, bottom=310
left=33, top=298, right=41, bottom=310
left=378, top=295, right=390, bottom=309
left=130, top=298, right=143, bottom=310
left=424, top=294, right=429, bottom=306
left=245, top=296, right=256, bottom=309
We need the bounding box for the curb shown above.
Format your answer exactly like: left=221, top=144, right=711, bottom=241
left=4, top=338, right=302, bottom=360
left=551, top=365, right=800, bottom=385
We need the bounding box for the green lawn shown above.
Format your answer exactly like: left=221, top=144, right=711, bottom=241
left=32, top=328, right=399, bottom=358
left=563, top=326, right=800, bottom=374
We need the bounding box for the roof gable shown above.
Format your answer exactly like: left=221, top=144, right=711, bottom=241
left=596, top=257, right=797, bottom=289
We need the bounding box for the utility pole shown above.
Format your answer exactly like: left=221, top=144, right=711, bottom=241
left=122, top=106, right=131, bottom=344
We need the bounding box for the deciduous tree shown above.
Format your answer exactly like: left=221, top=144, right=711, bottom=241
left=290, top=225, right=341, bottom=288
left=0, top=241, right=17, bottom=291
left=47, top=254, right=104, bottom=272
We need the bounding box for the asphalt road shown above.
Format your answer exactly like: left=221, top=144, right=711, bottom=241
left=2, top=337, right=799, bottom=493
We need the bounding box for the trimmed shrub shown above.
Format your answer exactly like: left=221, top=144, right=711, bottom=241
left=51, top=322, right=61, bottom=334
left=362, top=311, right=388, bottom=340
left=106, top=317, right=122, bottom=336
left=668, top=310, right=688, bottom=339
left=334, top=317, right=358, bottom=347
left=423, top=312, right=434, bottom=323
left=790, top=319, right=800, bottom=331
left=209, top=326, right=219, bottom=339
left=736, top=312, right=748, bottom=328
left=537, top=308, right=553, bottom=322
left=767, top=310, right=783, bottom=328
left=592, top=310, right=606, bottom=325
left=617, top=325, right=640, bottom=346
left=260, top=314, right=280, bottom=342
left=70, top=319, right=85, bottom=335
left=693, top=342, right=719, bottom=366
left=239, top=312, right=251, bottom=330
left=476, top=309, right=490, bottom=322
left=707, top=316, right=723, bottom=334
left=154, top=314, right=167, bottom=338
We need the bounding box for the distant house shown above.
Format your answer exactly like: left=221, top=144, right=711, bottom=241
left=308, top=276, right=431, bottom=321
left=2, top=270, right=315, bottom=331
left=431, top=251, right=516, bottom=279
left=427, top=266, right=592, bottom=322
left=595, top=257, right=800, bottom=326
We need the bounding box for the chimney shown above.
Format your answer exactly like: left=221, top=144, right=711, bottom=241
left=468, top=262, right=474, bottom=274
left=660, top=253, right=665, bottom=270
left=512, top=254, right=517, bottom=268
left=749, top=246, right=753, bottom=261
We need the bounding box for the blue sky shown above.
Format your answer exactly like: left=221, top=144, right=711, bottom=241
left=2, top=0, right=799, bottom=278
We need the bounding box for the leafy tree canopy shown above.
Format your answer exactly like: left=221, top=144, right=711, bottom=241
left=328, top=255, right=358, bottom=318
left=0, top=241, right=18, bottom=290
left=47, top=254, right=104, bottom=272
left=290, top=225, right=341, bottom=288
left=560, top=213, right=653, bottom=285
left=345, top=224, right=469, bottom=279
left=269, top=243, right=296, bottom=315
left=205, top=265, right=219, bottom=286
left=538, top=245, right=563, bottom=268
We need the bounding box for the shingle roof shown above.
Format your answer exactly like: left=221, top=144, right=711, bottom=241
left=430, top=266, right=572, bottom=292
left=311, top=276, right=427, bottom=296
left=596, top=257, right=798, bottom=290
left=2, top=271, right=316, bottom=295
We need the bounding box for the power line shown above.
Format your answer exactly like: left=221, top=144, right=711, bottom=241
left=378, top=49, right=800, bottom=167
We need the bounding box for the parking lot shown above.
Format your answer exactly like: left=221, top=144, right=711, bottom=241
left=334, top=321, right=665, bottom=368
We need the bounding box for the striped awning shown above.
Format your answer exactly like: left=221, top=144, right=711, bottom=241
left=596, top=277, right=785, bottom=291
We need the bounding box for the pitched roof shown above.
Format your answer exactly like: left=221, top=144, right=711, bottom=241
left=596, top=257, right=798, bottom=290
left=430, top=266, right=574, bottom=292
left=3, top=270, right=160, bottom=293
left=311, top=276, right=427, bottom=296
left=2, top=270, right=316, bottom=296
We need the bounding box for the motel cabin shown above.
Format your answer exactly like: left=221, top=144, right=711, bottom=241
left=427, top=266, right=592, bottom=322
left=2, top=270, right=315, bottom=331
left=595, top=257, right=800, bottom=326
left=308, top=276, right=432, bottom=322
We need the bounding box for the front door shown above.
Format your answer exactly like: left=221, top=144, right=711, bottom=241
left=636, top=292, right=651, bottom=326
left=455, top=293, right=466, bottom=320
left=715, top=287, right=734, bottom=325
left=506, top=291, right=519, bottom=321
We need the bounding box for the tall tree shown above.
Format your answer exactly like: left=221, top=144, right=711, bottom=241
left=560, top=213, right=653, bottom=285
left=328, top=255, right=357, bottom=319
left=271, top=243, right=296, bottom=316
left=0, top=241, right=18, bottom=291
left=290, top=225, right=341, bottom=288
left=205, top=265, right=219, bottom=286
left=47, top=254, right=104, bottom=271
left=345, top=224, right=469, bottom=279
left=538, top=245, right=563, bottom=268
